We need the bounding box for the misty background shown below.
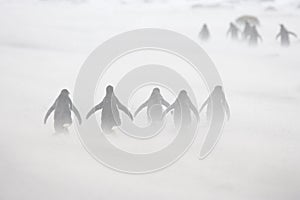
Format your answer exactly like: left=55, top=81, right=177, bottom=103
left=0, top=0, right=300, bottom=199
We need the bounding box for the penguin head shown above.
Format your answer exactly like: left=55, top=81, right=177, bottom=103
left=60, top=89, right=70, bottom=96
left=153, top=87, right=160, bottom=94
left=178, top=90, right=188, bottom=100
left=106, top=85, right=114, bottom=95
left=214, top=85, right=223, bottom=94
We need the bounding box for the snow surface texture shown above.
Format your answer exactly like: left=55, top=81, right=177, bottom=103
left=0, top=0, right=300, bottom=200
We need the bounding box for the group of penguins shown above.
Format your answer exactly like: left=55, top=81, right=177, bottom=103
left=44, top=85, right=230, bottom=133
left=43, top=22, right=297, bottom=133
left=199, top=22, right=297, bottom=46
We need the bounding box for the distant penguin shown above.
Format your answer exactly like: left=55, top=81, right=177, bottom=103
left=248, top=25, right=262, bottom=46
left=276, top=24, right=297, bottom=47
left=227, top=22, right=240, bottom=40
left=242, top=21, right=251, bottom=40
left=199, top=24, right=210, bottom=41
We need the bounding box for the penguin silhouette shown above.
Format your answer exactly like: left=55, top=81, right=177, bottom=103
left=162, top=90, right=199, bottom=129
left=248, top=25, right=262, bottom=46
left=227, top=22, right=240, bottom=40
left=199, top=86, right=230, bottom=121
left=199, top=24, right=210, bottom=41
left=86, top=85, right=133, bottom=133
left=276, top=24, right=297, bottom=47
left=134, top=87, right=170, bottom=123
left=44, top=89, right=82, bottom=133
left=242, top=21, right=251, bottom=40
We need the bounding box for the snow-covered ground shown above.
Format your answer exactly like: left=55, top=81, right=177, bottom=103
left=0, top=0, right=300, bottom=200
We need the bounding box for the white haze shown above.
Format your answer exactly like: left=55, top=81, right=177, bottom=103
left=0, top=0, right=300, bottom=200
